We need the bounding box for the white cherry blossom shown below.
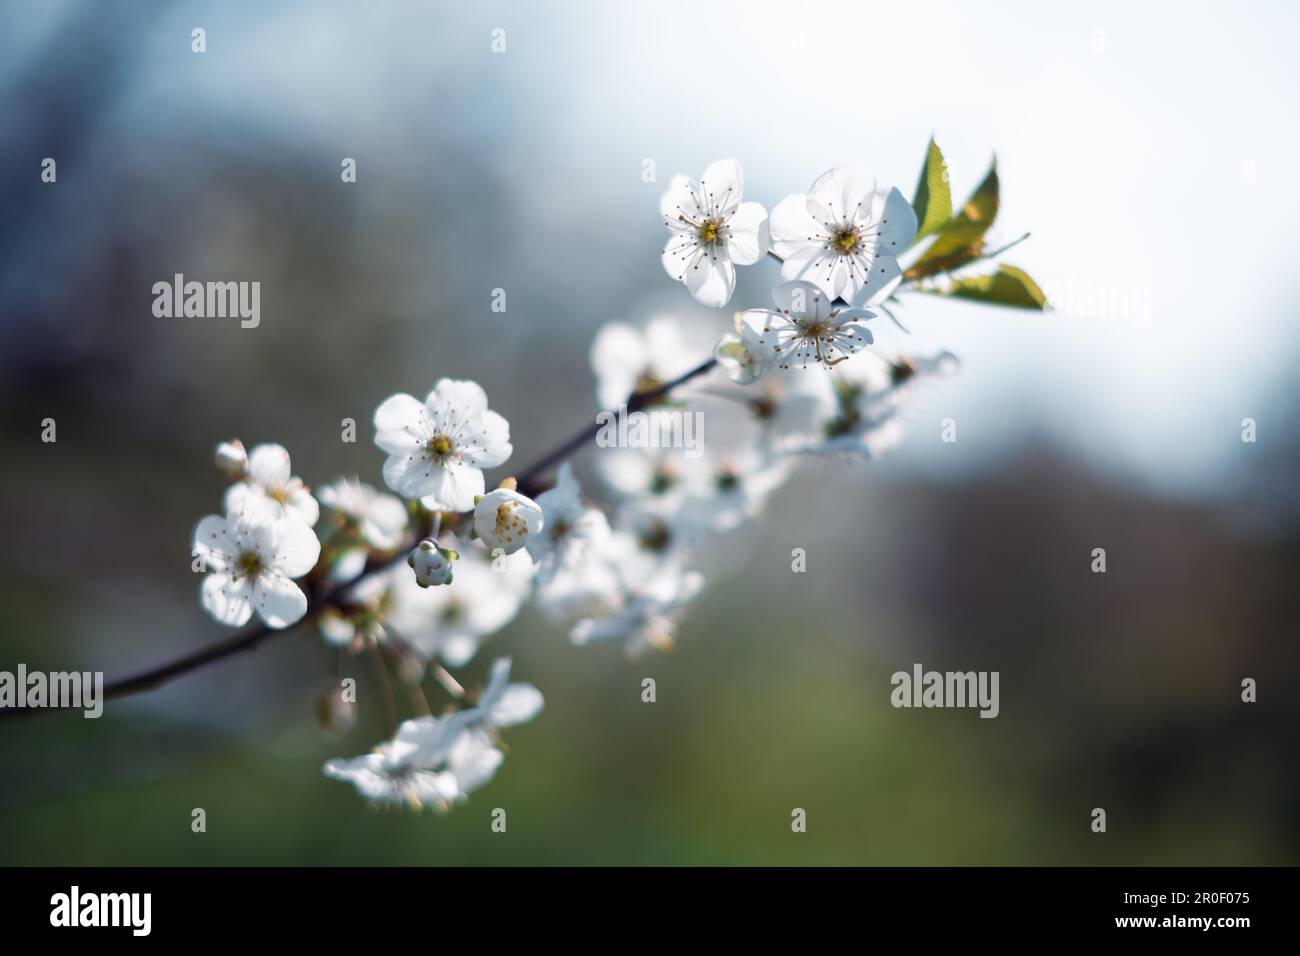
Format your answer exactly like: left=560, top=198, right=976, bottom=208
left=393, top=710, right=476, bottom=765
left=745, top=368, right=838, bottom=452
left=593, top=445, right=691, bottom=520
left=660, top=158, right=769, bottom=307
left=714, top=309, right=776, bottom=385
left=373, top=379, right=512, bottom=512
left=532, top=556, right=622, bottom=624
left=686, top=442, right=792, bottom=532
left=192, top=500, right=321, bottom=629
left=441, top=727, right=505, bottom=799
left=325, top=708, right=508, bottom=809
left=770, top=165, right=917, bottom=304
left=524, top=463, right=609, bottom=573
left=224, top=442, right=319, bottom=527
left=792, top=351, right=959, bottom=459
left=746, top=280, right=875, bottom=370
left=322, top=739, right=459, bottom=809
left=589, top=316, right=699, bottom=410
left=571, top=562, right=705, bottom=658
left=465, top=657, right=544, bottom=729
left=317, top=477, right=408, bottom=551
left=386, top=548, right=534, bottom=667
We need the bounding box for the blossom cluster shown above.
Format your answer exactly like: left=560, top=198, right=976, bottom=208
left=187, top=145, right=1038, bottom=811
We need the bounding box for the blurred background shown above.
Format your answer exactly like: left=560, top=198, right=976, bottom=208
left=1, top=0, right=1297, bottom=864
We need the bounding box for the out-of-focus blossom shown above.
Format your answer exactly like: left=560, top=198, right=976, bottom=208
left=589, top=316, right=698, bottom=409
left=225, top=442, right=320, bottom=526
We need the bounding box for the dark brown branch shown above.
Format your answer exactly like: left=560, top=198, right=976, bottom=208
left=3, top=356, right=721, bottom=717
left=515, top=357, right=716, bottom=497
left=95, top=556, right=405, bottom=707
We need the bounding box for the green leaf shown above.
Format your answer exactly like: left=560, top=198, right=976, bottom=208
left=905, top=159, right=1000, bottom=280
left=910, top=137, right=952, bottom=246
left=923, top=264, right=1049, bottom=310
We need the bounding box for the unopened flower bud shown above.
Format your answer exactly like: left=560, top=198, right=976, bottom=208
left=473, top=488, right=543, bottom=556
left=213, top=439, right=248, bottom=480
left=407, top=539, right=456, bottom=587
left=315, top=679, right=357, bottom=736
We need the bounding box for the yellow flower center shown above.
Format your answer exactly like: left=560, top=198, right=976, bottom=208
left=832, top=227, right=860, bottom=254
left=430, top=436, right=452, bottom=457
left=697, top=219, right=723, bottom=246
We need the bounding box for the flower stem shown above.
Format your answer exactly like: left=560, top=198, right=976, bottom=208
left=370, top=641, right=398, bottom=737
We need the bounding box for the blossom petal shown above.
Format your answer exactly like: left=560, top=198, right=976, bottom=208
left=201, top=572, right=254, bottom=627
left=274, top=514, right=322, bottom=577
left=488, top=684, right=544, bottom=727
left=247, top=443, right=292, bottom=489
left=440, top=633, right=482, bottom=668
left=661, top=233, right=701, bottom=281
left=725, top=201, right=769, bottom=265
left=771, top=280, right=831, bottom=320
left=770, top=193, right=824, bottom=251
left=459, top=409, right=512, bottom=469
left=659, top=173, right=703, bottom=222
left=374, top=393, right=430, bottom=453
left=590, top=322, right=646, bottom=403
left=873, top=186, right=918, bottom=257
left=808, top=165, right=877, bottom=225
left=429, top=378, right=489, bottom=419
left=193, top=514, right=235, bottom=570
left=698, top=158, right=744, bottom=217
left=419, top=458, right=485, bottom=512
left=285, top=485, right=321, bottom=527
left=643, top=316, right=691, bottom=374
left=447, top=730, right=504, bottom=795
left=858, top=254, right=904, bottom=307
left=739, top=309, right=776, bottom=351
left=223, top=482, right=257, bottom=518
left=383, top=451, right=437, bottom=500
left=254, top=572, right=309, bottom=628
left=684, top=252, right=736, bottom=307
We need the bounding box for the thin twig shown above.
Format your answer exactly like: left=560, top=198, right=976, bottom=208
left=981, top=231, right=1031, bottom=261
left=430, top=664, right=465, bottom=699
left=369, top=642, right=398, bottom=737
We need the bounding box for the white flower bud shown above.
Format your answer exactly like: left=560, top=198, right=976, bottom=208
left=408, top=539, right=456, bottom=587
left=213, top=439, right=248, bottom=480
left=473, top=488, right=543, bottom=555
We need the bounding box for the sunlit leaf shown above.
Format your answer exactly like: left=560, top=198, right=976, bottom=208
left=910, top=137, right=952, bottom=246
left=905, top=159, right=999, bottom=280
left=921, top=264, right=1049, bottom=310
